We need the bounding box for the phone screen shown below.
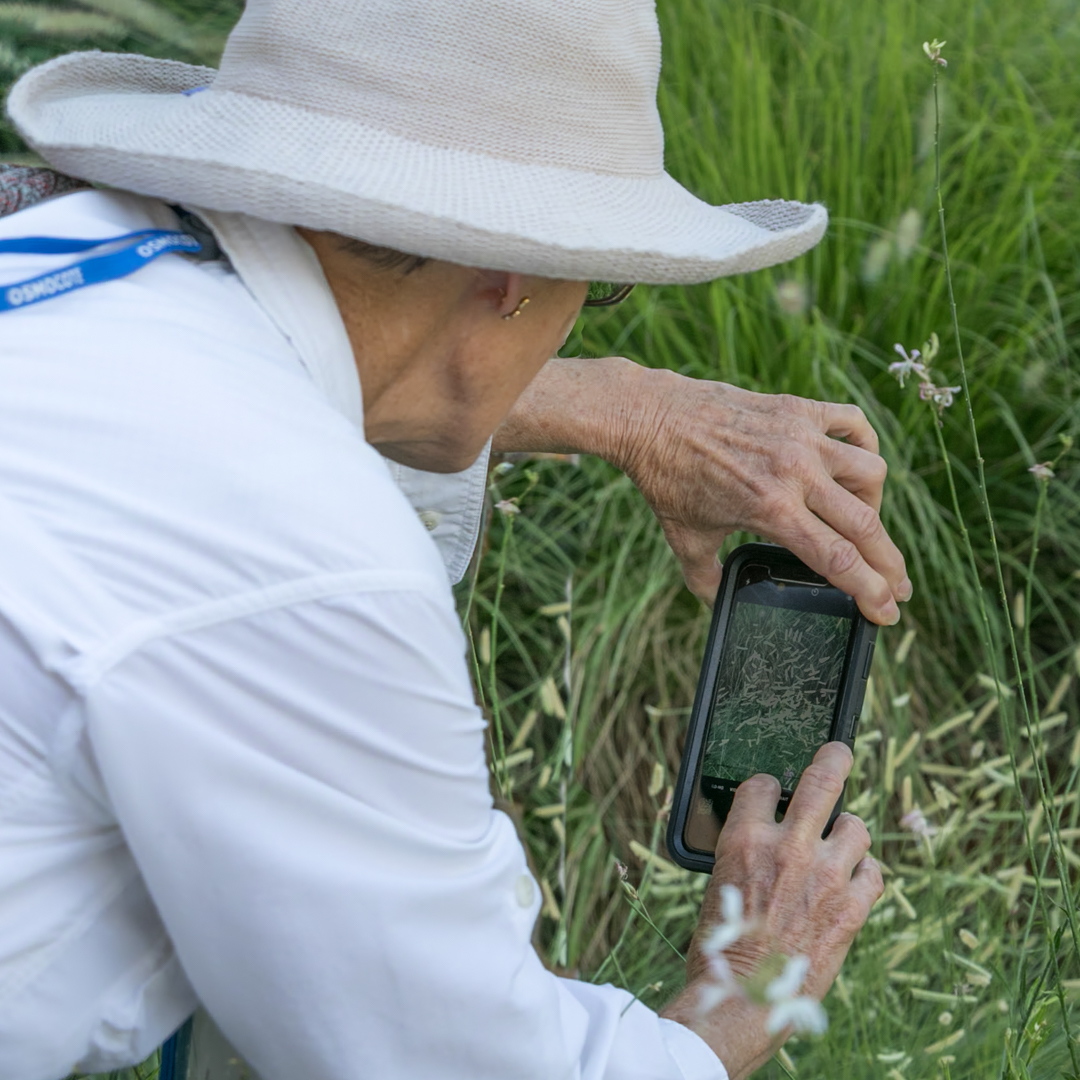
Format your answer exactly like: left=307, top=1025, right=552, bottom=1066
left=684, top=564, right=857, bottom=853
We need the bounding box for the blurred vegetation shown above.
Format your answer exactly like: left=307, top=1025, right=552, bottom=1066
left=4, top=1, right=1079, bottom=1078
left=0, top=0, right=235, bottom=159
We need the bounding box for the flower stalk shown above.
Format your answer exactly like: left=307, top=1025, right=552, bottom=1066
left=918, top=40, right=1079, bottom=1071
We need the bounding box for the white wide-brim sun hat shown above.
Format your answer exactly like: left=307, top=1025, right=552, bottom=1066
left=6, top=0, right=827, bottom=285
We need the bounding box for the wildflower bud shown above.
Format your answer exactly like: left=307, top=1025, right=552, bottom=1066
left=896, top=209, right=923, bottom=261
left=776, top=279, right=810, bottom=316
left=921, top=331, right=940, bottom=363
left=923, top=39, right=948, bottom=66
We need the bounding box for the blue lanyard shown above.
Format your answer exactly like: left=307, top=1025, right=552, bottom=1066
left=0, top=229, right=203, bottom=314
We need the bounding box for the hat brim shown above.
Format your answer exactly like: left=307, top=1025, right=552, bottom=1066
left=7, top=52, right=827, bottom=285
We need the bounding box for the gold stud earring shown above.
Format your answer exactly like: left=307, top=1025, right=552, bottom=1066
left=502, top=296, right=530, bottom=320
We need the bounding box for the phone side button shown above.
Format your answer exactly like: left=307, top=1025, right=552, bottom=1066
left=848, top=714, right=860, bottom=741
left=862, top=642, right=875, bottom=679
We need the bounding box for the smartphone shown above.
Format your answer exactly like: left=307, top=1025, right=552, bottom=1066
left=667, top=543, right=876, bottom=873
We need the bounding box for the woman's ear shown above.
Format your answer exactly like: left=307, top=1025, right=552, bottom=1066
left=474, top=269, right=527, bottom=319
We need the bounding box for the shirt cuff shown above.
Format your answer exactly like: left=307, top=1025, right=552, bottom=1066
left=381, top=439, right=491, bottom=584
left=658, top=1017, right=729, bottom=1080
left=557, top=980, right=728, bottom=1080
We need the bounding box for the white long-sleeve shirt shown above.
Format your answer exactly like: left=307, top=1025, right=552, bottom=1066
left=0, top=189, right=724, bottom=1080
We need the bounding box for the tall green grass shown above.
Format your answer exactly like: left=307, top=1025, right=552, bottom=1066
left=480, top=3, right=1080, bottom=1077
left=3, top=1, right=1078, bottom=1077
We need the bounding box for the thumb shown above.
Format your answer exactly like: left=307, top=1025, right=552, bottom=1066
left=661, top=522, right=725, bottom=605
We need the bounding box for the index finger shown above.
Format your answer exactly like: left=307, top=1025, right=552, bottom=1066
left=783, top=743, right=853, bottom=840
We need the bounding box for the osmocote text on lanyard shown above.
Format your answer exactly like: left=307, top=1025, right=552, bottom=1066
left=0, top=229, right=202, bottom=313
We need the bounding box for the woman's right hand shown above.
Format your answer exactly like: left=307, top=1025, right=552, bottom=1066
left=661, top=743, right=883, bottom=1079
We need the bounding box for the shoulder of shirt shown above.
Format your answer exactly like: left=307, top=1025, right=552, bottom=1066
left=0, top=189, right=451, bottom=622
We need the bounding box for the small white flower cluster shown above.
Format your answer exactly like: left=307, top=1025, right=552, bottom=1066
left=697, top=885, right=828, bottom=1037
left=890, top=334, right=961, bottom=418
left=923, top=39, right=948, bottom=67
left=918, top=380, right=961, bottom=412
left=1026, top=435, right=1071, bottom=483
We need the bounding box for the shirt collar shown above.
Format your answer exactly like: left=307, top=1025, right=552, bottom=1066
left=193, top=209, right=366, bottom=431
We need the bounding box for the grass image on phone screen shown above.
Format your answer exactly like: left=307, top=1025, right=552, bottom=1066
left=702, top=601, right=851, bottom=791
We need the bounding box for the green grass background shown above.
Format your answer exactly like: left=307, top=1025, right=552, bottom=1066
left=3, top=1, right=1079, bottom=1077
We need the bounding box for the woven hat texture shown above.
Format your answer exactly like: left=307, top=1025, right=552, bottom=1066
left=6, top=0, right=827, bottom=283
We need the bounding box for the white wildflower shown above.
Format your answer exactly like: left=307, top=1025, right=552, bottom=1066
left=701, top=884, right=753, bottom=954
left=918, top=380, right=961, bottom=413
left=900, top=806, right=938, bottom=838
left=766, top=954, right=810, bottom=1003
left=766, top=995, right=829, bottom=1036
left=1029, top=462, right=1054, bottom=481
left=764, top=955, right=828, bottom=1035
left=889, top=343, right=927, bottom=388
left=697, top=979, right=739, bottom=1016
left=697, top=888, right=827, bottom=1037
left=697, top=885, right=752, bottom=1019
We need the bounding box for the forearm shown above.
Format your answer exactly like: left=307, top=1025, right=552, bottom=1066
left=493, top=354, right=661, bottom=465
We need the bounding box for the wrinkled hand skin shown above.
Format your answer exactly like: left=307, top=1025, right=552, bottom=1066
left=661, top=744, right=884, bottom=1079
left=610, top=367, right=909, bottom=625
left=495, top=357, right=911, bottom=626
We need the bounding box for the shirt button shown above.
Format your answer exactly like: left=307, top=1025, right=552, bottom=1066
left=418, top=510, right=442, bottom=532
left=515, top=873, right=535, bottom=909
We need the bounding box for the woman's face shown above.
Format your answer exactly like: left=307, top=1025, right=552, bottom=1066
left=300, top=229, right=588, bottom=474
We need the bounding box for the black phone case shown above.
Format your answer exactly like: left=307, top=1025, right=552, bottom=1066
left=666, top=543, right=877, bottom=873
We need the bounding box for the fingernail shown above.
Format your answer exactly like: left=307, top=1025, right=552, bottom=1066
left=884, top=601, right=901, bottom=626
left=898, top=577, right=913, bottom=602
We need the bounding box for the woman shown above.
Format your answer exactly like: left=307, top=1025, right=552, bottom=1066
left=0, top=2, right=905, bottom=1078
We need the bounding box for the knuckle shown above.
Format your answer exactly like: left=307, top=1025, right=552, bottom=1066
left=844, top=402, right=868, bottom=427
left=717, top=820, right=771, bottom=861
left=774, top=392, right=805, bottom=416
left=757, top=486, right=796, bottom=525
left=866, top=859, right=885, bottom=895
left=848, top=501, right=883, bottom=546
left=775, top=830, right=810, bottom=870
left=774, top=439, right=812, bottom=476
left=842, top=894, right=871, bottom=933
left=824, top=537, right=861, bottom=580
left=870, top=864, right=886, bottom=900
left=798, top=762, right=845, bottom=802
left=818, top=860, right=848, bottom=893
left=838, top=813, right=872, bottom=849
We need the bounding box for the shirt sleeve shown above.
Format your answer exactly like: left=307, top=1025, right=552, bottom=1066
left=82, top=584, right=726, bottom=1080
left=382, top=441, right=492, bottom=585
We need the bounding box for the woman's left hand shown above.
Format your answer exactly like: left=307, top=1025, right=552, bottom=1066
left=494, top=356, right=910, bottom=626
